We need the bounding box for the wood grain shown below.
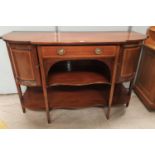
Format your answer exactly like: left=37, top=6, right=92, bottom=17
left=41, top=45, right=117, bottom=58
left=23, top=84, right=129, bottom=110
left=2, top=31, right=146, bottom=45
left=134, top=46, right=155, bottom=110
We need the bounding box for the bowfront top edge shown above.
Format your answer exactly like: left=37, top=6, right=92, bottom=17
left=2, top=31, right=147, bottom=45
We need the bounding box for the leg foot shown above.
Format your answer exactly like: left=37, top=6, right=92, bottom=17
left=126, top=102, right=129, bottom=107
left=22, top=106, right=26, bottom=113
left=22, top=108, right=26, bottom=113
left=47, top=111, right=51, bottom=124
left=106, top=107, right=111, bottom=120
left=106, top=114, right=110, bottom=120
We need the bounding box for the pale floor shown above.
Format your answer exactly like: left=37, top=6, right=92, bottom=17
left=0, top=93, right=155, bottom=129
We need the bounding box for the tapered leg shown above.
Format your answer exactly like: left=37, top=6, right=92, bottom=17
left=16, top=83, right=26, bottom=113
left=126, top=80, right=134, bottom=107
left=38, top=46, right=51, bottom=123
left=107, top=105, right=111, bottom=120
left=106, top=84, right=115, bottom=119
left=42, top=85, right=51, bottom=123
left=106, top=47, right=119, bottom=119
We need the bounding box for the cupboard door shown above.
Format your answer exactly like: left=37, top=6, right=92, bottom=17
left=118, top=46, right=141, bottom=82
left=9, top=44, right=41, bottom=86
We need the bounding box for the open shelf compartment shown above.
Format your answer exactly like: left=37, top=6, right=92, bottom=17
left=47, top=60, right=111, bottom=86
left=23, top=84, right=130, bottom=110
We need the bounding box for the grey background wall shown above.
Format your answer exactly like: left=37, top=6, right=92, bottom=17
left=0, top=26, right=148, bottom=94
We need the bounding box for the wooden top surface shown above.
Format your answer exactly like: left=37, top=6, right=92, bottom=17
left=2, top=31, right=146, bottom=45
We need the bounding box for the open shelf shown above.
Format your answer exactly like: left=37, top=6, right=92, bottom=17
left=47, top=60, right=111, bottom=86
left=47, top=71, right=110, bottom=86
left=23, top=84, right=130, bottom=110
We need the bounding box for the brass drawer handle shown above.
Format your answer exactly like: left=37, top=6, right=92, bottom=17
left=95, top=48, right=102, bottom=55
left=57, top=49, right=65, bottom=56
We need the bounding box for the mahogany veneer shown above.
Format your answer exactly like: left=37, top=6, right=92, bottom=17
left=2, top=31, right=146, bottom=123
left=47, top=71, right=110, bottom=86
left=47, top=60, right=111, bottom=86
left=134, top=27, right=155, bottom=110
left=2, top=31, right=146, bottom=45
left=23, top=84, right=129, bottom=110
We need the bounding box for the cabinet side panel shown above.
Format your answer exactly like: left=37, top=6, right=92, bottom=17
left=135, top=47, right=155, bottom=105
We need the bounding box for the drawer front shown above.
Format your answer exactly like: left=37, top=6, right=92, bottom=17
left=41, top=46, right=117, bottom=58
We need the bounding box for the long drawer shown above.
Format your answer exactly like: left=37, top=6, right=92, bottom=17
left=41, top=46, right=117, bottom=58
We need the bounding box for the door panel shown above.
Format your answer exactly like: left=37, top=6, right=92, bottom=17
left=12, top=49, right=34, bottom=80
left=9, top=44, right=41, bottom=86
left=117, top=45, right=141, bottom=82
left=121, top=46, right=141, bottom=78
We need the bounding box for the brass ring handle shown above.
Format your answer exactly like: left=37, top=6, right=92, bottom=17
left=57, top=49, right=65, bottom=56
left=95, top=48, right=102, bottom=55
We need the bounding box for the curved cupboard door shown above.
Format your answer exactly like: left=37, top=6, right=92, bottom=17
left=117, top=45, right=141, bottom=82
left=9, top=44, right=41, bottom=86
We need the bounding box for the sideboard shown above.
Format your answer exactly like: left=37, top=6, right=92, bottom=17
left=2, top=31, right=146, bottom=123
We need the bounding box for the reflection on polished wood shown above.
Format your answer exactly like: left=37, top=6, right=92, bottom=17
left=2, top=31, right=146, bottom=45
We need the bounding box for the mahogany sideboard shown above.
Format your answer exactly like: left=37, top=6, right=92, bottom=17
left=2, top=31, right=146, bottom=123
left=134, top=27, right=155, bottom=110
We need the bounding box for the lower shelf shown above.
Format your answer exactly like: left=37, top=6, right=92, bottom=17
left=23, top=84, right=130, bottom=110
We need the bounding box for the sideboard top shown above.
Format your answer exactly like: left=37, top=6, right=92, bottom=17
left=2, top=31, right=147, bottom=45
